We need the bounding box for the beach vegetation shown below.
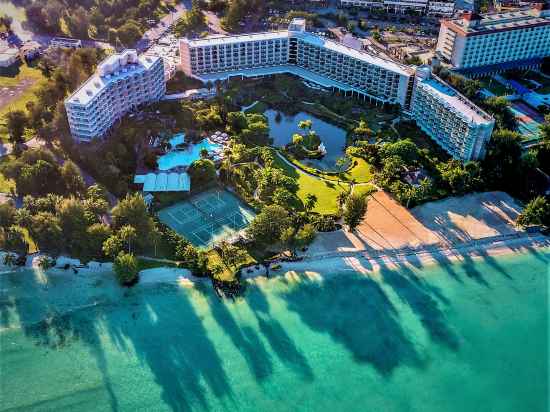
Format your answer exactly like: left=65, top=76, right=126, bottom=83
left=114, top=252, right=139, bottom=286
left=516, top=196, right=550, bottom=228
left=342, top=193, right=368, bottom=232
left=247, top=204, right=292, bottom=246
left=176, top=242, right=210, bottom=277
left=0, top=202, right=16, bottom=230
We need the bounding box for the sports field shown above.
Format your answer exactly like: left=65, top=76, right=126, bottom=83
left=157, top=190, right=256, bottom=247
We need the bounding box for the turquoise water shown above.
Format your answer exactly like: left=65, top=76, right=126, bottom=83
left=264, top=109, right=347, bottom=171
left=157, top=139, right=222, bottom=171
left=1, top=249, right=548, bottom=411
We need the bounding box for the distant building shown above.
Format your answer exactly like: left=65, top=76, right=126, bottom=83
left=50, top=37, right=82, bottom=49
left=436, top=4, right=550, bottom=75
left=65, top=50, right=165, bottom=142
left=339, top=0, right=456, bottom=16
left=0, top=46, right=19, bottom=67
left=179, top=19, right=494, bottom=161
left=411, top=66, right=495, bottom=160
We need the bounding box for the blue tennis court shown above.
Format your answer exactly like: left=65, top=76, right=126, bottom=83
left=157, top=190, right=256, bottom=247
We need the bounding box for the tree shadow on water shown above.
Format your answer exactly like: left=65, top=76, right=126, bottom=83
left=0, top=271, right=121, bottom=411
left=378, top=263, right=460, bottom=352
left=206, top=293, right=274, bottom=382
left=282, top=275, right=423, bottom=376
left=247, top=285, right=314, bottom=381
left=1, top=272, right=235, bottom=412
left=105, top=284, right=235, bottom=412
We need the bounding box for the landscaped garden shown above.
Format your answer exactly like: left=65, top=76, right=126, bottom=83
left=0, top=63, right=46, bottom=142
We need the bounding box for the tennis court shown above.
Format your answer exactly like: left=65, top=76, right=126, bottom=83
left=157, top=189, right=256, bottom=247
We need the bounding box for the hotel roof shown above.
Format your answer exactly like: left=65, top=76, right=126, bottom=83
left=181, top=30, right=412, bottom=76
left=65, top=50, right=161, bottom=106
left=418, top=76, right=493, bottom=125
left=134, top=172, right=191, bottom=192
left=446, top=9, right=550, bottom=35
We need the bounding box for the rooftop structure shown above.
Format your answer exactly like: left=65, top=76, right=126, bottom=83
left=436, top=4, right=550, bottom=74
left=134, top=172, right=191, bottom=192
left=50, top=37, right=82, bottom=49
left=65, top=50, right=165, bottom=142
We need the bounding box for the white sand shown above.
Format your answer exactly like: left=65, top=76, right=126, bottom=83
left=243, top=233, right=550, bottom=282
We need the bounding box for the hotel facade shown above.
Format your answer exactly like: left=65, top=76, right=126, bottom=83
left=339, top=0, right=456, bottom=16
left=412, top=66, right=494, bottom=160
left=65, top=50, right=165, bottom=142
left=436, top=4, right=550, bottom=75
left=180, top=19, right=494, bottom=161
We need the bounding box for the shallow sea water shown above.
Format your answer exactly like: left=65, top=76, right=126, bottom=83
left=1, top=248, right=548, bottom=412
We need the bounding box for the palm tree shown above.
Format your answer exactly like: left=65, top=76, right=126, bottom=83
left=304, top=193, right=318, bottom=212
left=337, top=190, right=350, bottom=210
left=335, top=156, right=348, bottom=185
left=119, top=225, right=137, bottom=254
left=298, top=119, right=313, bottom=131
left=149, top=227, right=162, bottom=257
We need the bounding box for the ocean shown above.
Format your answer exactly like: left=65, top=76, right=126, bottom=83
left=1, top=248, right=548, bottom=412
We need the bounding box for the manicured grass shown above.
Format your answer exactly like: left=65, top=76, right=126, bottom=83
left=272, top=151, right=350, bottom=215
left=352, top=184, right=377, bottom=197
left=345, top=157, right=374, bottom=183
left=0, top=155, right=15, bottom=193
left=0, top=64, right=46, bottom=142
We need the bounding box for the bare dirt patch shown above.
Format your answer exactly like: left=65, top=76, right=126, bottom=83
left=308, top=191, right=523, bottom=255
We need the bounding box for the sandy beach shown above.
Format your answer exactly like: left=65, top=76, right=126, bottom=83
left=243, top=232, right=550, bottom=282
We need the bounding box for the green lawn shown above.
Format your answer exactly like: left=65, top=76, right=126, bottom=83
left=271, top=151, right=350, bottom=215
left=0, top=155, right=15, bottom=193
left=0, top=63, right=46, bottom=142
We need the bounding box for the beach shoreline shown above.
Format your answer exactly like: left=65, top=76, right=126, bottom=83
left=1, top=232, right=548, bottom=285
left=242, top=232, right=550, bottom=281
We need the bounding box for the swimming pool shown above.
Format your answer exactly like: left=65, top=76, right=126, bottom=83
left=157, top=139, right=222, bottom=171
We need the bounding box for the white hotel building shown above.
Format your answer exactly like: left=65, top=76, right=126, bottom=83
left=180, top=19, right=494, bottom=161
left=181, top=19, right=415, bottom=107
left=412, top=66, right=494, bottom=160
left=65, top=50, right=165, bottom=142
left=436, top=4, right=550, bottom=75
left=339, top=0, right=456, bottom=16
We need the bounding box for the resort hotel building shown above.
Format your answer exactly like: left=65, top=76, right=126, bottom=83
left=179, top=19, right=494, bottom=161
left=180, top=19, right=414, bottom=107
left=436, top=3, right=550, bottom=75
left=412, top=66, right=494, bottom=160
left=339, top=0, right=456, bottom=16
left=64, top=50, right=165, bottom=142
